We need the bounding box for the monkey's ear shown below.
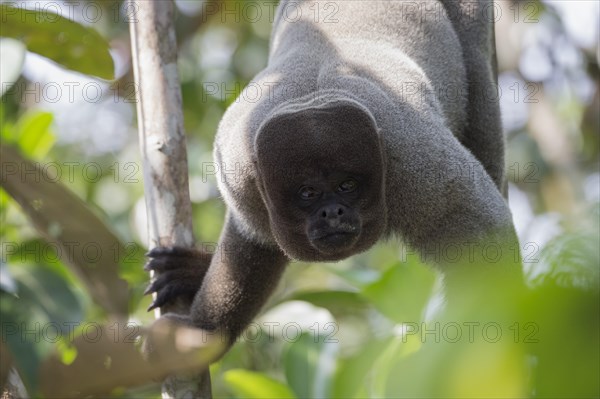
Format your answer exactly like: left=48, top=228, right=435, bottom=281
left=254, top=95, right=381, bottom=168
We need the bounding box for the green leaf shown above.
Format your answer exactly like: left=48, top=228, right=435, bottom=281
left=537, top=227, right=600, bottom=290
left=362, top=261, right=436, bottom=323
left=0, top=262, right=83, bottom=394
left=332, top=338, right=393, bottom=398
left=284, top=333, right=336, bottom=398
left=56, top=339, right=78, bottom=366
left=0, top=38, right=25, bottom=96
left=322, top=264, right=381, bottom=287
left=0, top=298, right=43, bottom=392
left=384, top=335, right=528, bottom=398
left=223, top=369, right=296, bottom=399
left=0, top=5, right=114, bottom=80
left=0, top=145, right=129, bottom=316
left=285, top=290, right=370, bottom=318
left=9, top=264, right=84, bottom=327
left=15, top=111, right=55, bottom=159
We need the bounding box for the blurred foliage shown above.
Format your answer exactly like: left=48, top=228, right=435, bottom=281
left=0, top=0, right=598, bottom=397
left=1, top=4, right=114, bottom=80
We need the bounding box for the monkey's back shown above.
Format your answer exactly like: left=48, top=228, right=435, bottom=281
left=214, top=0, right=472, bottom=242
left=269, top=0, right=468, bottom=135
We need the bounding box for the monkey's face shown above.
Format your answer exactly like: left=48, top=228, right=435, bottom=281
left=255, top=101, right=386, bottom=261
left=287, top=168, right=384, bottom=261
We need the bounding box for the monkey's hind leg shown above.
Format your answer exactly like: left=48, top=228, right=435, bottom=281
left=144, top=246, right=212, bottom=311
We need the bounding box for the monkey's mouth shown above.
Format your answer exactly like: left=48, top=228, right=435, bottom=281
left=311, top=231, right=359, bottom=253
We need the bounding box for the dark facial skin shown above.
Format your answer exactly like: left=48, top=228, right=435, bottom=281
left=254, top=102, right=387, bottom=261
left=263, top=165, right=385, bottom=262
left=296, top=172, right=362, bottom=255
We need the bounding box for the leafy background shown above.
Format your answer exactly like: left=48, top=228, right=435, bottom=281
left=0, top=0, right=598, bottom=397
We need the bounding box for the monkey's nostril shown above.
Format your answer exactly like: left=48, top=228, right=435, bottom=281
left=337, top=208, right=343, bottom=216
left=321, top=211, right=327, bottom=218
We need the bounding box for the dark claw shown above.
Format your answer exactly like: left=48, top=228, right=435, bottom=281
left=143, top=271, right=174, bottom=295
left=147, top=300, right=161, bottom=312
left=147, top=284, right=178, bottom=311
left=143, top=246, right=211, bottom=311
left=143, top=280, right=159, bottom=296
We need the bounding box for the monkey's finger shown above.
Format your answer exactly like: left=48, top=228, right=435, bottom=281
left=144, top=258, right=172, bottom=272
left=145, top=248, right=212, bottom=270
left=147, top=285, right=177, bottom=311
left=143, top=270, right=178, bottom=295
left=146, top=246, right=205, bottom=258
left=144, top=256, right=193, bottom=272
left=143, top=276, right=168, bottom=296
left=147, top=301, right=159, bottom=312
left=147, top=246, right=184, bottom=257
left=145, top=276, right=202, bottom=299
left=146, top=284, right=199, bottom=311
left=144, top=256, right=212, bottom=273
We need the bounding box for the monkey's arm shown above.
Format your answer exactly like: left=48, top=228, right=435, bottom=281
left=190, top=215, right=288, bottom=343
left=407, top=143, right=522, bottom=302
left=147, top=213, right=288, bottom=347
left=383, top=99, right=522, bottom=299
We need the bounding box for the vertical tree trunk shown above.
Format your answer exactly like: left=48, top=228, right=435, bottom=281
left=128, top=1, right=212, bottom=397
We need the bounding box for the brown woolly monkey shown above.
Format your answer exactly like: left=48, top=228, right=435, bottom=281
left=145, top=0, right=522, bottom=354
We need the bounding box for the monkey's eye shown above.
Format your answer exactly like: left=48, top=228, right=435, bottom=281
left=338, top=179, right=358, bottom=193
left=298, top=186, right=321, bottom=200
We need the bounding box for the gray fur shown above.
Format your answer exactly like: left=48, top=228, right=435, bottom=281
left=145, top=0, right=521, bottom=347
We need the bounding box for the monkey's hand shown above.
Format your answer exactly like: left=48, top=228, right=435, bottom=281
left=144, top=246, right=212, bottom=311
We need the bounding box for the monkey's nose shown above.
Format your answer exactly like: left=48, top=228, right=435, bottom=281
left=320, top=204, right=344, bottom=227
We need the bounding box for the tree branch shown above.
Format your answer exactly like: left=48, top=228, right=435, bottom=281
left=128, top=1, right=212, bottom=397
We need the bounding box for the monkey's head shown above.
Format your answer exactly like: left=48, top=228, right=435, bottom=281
left=254, top=99, right=386, bottom=261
